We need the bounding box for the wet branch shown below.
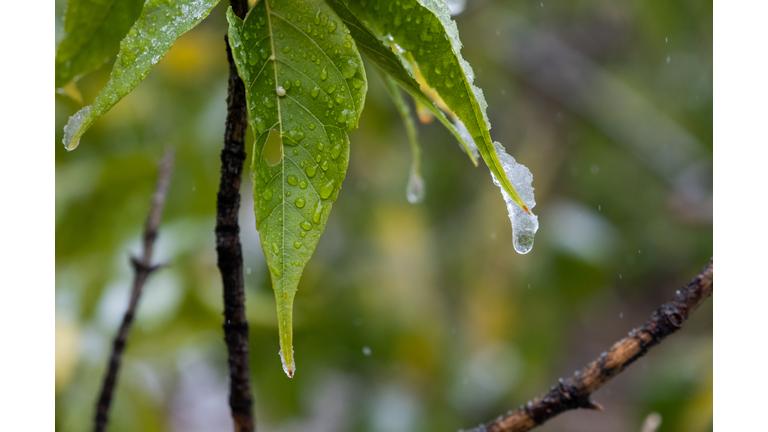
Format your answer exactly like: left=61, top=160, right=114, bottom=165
left=215, top=0, right=254, bottom=431
left=94, top=148, right=175, bottom=432
left=466, top=260, right=713, bottom=432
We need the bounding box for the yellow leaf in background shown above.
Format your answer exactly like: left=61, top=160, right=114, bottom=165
left=59, top=81, right=84, bottom=105
left=55, top=319, right=80, bottom=392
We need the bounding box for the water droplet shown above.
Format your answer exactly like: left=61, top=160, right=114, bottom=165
left=317, top=143, right=324, bottom=151
left=327, top=84, right=336, bottom=93
left=299, top=180, right=308, bottom=189
left=310, top=86, right=320, bottom=98
left=320, top=159, right=329, bottom=171
left=406, top=171, right=425, bottom=204
left=287, top=174, right=298, bottom=185
left=276, top=86, right=286, bottom=97
left=352, top=78, right=364, bottom=89
left=320, top=67, right=328, bottom=81
left=287, top=125, right=305, bottom=142
left=300, top=221, right=312, bottom=230
left=272, top=243, right=279, bottom=254
left=320, top=179, right=335, bottom=199
left=341, top=59, right=357, bottom=78
left=281, top=46, right=291, bottom=53
left=312, top=201, right=325, bottom=223
left=295, top=197, right=306, bottom=208
left=262, top=189, right=273, bottom=201
left=293, top=241, right=303, bottom=249
left=330, top=143, right=341, bottom=159
left=306, top=165, right=317, bottom=178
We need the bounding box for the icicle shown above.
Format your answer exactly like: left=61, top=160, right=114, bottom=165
left=489, top=142, right=539, bottom=254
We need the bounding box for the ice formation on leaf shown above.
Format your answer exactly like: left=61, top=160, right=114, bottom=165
left=489, top=142, right=539, bottom=254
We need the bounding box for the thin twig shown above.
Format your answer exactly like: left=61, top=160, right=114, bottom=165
left=93, top=148, right=175, bottom=432
left=216, top=1, right=254, bottom=431
left=466, top=260, right=713, bottom=432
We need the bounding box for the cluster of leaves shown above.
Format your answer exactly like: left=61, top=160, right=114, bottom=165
left=56, top=0, right=531, bottom=376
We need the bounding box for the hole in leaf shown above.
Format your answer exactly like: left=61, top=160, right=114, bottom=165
left=262, top=129, right=283, bottom=166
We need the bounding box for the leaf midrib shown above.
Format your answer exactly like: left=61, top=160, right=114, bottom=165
left=269, top=11, right=358, bottom=113
left=264, top=0, right=287, bottom=282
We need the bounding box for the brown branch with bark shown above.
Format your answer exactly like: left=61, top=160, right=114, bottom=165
left=465, top=260, right=713, bottom=432
left=216, top=1, right=255, bottom=431
left=93, top=148, right=175, bottom=432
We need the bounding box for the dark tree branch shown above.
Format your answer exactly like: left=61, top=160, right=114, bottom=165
left=216, top=1, right=254, bottom=431
left=466, top=260, right=714, bottom=432
left=94, top=148, right=175, bottom=432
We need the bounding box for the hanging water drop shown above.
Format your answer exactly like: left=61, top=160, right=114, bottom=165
left=406, top=170, right=425, bottom=204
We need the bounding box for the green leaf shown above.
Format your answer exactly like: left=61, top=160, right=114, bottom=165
left=324, top=0, right=478, bottom=166
left=55, top=0, right=145, bottom=89
left=381, top=74, right=424, bottom=204
left=61, top=0, right=220, bottom=151
left=348, top=0, right=531, bottom=213
left=227, top=0, right=367, bottom=377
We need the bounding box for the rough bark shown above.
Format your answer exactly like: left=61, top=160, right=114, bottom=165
left=216, top=1, right=254, bottom=430
left=94, top=148, right=174, bottom=432
left=466, top=260, right=713, bottom=432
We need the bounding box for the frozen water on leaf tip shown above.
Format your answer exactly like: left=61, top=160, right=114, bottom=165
left=279, top=348, right=295, bottom=378
left=489, top=142, right=539, bottom=254
left=62, top=106, right=91, bottom=150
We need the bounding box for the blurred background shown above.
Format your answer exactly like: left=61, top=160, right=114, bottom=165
left=55, top=0, right=712, bottom=431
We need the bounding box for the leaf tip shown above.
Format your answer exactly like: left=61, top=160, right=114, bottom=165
left=279, top=347, right=296, bottom=379
left=522, top=204, right=531, bottom=215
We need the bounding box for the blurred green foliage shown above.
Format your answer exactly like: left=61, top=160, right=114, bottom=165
left=55, top=1, right=712, bottom=431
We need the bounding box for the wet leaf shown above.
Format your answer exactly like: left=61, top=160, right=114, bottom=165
left=61, top=0, right=220, bottom=151
left=325, top=0, right=478, bottom=165
left=55, top=0, right=145, bottom=89
left=348, top=0, right=530, bottom=212
left=227, top=0, right=367, bottom=377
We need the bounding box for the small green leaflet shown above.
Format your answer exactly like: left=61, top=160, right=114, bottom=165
left=227, top=0, right=366, bottom=377
left=324, top=0, right=478, bottom=166
left=55, top=0, right=145, bottom=89
left=381, top=74, right=424, bottom=204
left=349, top=0, right=531, bottom=213
left=61, top=0, right=220, bottom=151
